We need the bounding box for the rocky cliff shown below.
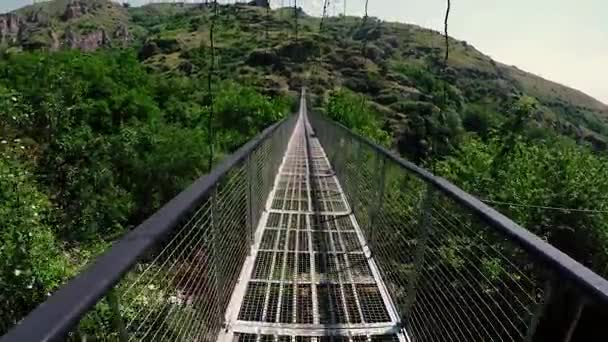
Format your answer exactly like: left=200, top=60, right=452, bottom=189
left=1, top=0, right=130, bottom=51
left=0, top=13, right=22, bottom=44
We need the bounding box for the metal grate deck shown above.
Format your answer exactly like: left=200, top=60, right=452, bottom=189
left=222, top=105, right=406, bottom=342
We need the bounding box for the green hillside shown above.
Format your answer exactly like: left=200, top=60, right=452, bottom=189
left=2, top=0, right=607, bottom=152
left=2, top=1, right=608, bottom=338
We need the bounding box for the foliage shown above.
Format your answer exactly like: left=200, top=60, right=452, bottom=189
left=462, top=103, right=502, bottom=137
left=325, top=88, right=390, bottom=146
left=392, top=62, right=463, bottom=111
left=436, top=134, right=608, bottom=275
left=0, top=145, right=70, bottom=331
left=2, top=1, right=608, bottom=338
left=214, top=81, right=289, bottom=151
left=0, top=47, right=289, bottom=334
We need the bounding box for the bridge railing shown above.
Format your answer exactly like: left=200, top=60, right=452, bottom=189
left=0, top=115, right=296, bottom=342
left=309, top=112, right=608, bottom=341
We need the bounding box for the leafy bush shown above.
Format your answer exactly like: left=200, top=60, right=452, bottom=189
left=325, top=88, right=390, bottom=146
left=0, top=146, right=70, bottom=331
left=214, top=81, right=289, bottom=151
left=436, top=135, right=608, bottom=274
left=462, top=103, right=501, bottom=137
left=0, top=48, right=290, bottom=334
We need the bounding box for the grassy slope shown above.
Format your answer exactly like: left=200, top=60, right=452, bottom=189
left=6, top=0, right=608, bottom=147
left=10, top=0, right=130, bottom=49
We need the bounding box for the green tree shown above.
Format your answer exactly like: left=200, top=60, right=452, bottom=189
left=437, top=135, right=608, bottom=275
left=325, top=88, right=390, bottom=146
left=0, top=146, right=69, bottom=331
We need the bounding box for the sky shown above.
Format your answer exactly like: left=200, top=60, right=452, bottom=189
left=2, top=0, right=607, bottom=104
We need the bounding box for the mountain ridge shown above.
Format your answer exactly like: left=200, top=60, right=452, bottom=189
left=2, top=0, right=607, bottom=150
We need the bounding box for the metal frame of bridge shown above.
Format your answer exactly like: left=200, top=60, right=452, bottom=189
left=220, top=98, right=407, bottom=342
left=3, top=90, right=608, bottom=342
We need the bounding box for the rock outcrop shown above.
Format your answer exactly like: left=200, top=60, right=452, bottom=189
left=65, top=28, right=109, bottom=51
left=63, top=1, right=91, bottom=20
left=139, top=41, right=161, bottom=60
left=113, top=24, right=130, bottom=42
left=27, top=9, right=50, bottom=26
left=248, top=0, right=270, bottom=7
left=247, top=49, right=283, bottom=69
left=0, top=13, right=22, bottom=44
left=49, top=31, right=61, bottom=50
left=1, top=0, right=131, bottom=51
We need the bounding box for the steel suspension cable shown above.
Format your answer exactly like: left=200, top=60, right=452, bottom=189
left=442, top=0, right=451, bottom=108
left=265, top=0, right=270, bottom=49
left=315, top=0, right=329, bottom=86
left=207, top=0, right=218, bottom=170
left=429, top=0, right=451, bottom=163
left=293, top=0, right=298, bottom=42
left=320, top=0, right=329, bottom=33
left=360, top=0, right=370, bottom=53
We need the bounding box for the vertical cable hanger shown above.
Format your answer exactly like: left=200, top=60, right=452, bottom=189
left=442, top=0, right=451, bottom=109
left=319, top=0, right=330, bottom=62
left=361, top=0, right=370, bottom=53
left=207, top=0, right=218, bottom=170
left=265, top=0, right=270, bottom=49
left=293, top=0, right=299, bottom=42
left=313, top=0, right=330, bottom=93
left=320, top=0, right=329, bottom=33
left=428, top=0, right=451, bottom=164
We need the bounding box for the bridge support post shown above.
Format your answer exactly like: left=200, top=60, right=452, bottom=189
left=211, top=187, right=224, bottom=330
left=367, top=155, right=387, bottom=251
left=246, top=155, right=255, bottom=246
left=349, top=139, right=362, bottom=215
left=403, top=185, right=434, bottom=320
left=107, top=289, right=128, bottom=342
left=524, top=278, right=554, bottom=342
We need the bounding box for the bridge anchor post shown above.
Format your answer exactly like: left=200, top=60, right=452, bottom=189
left=107, top=289, right=128, bottom=342
left=246, top=155, right=255, bottom=246
left=403, top=185, right=434, bottom=320
left=367, top=155, right=387, bottom=252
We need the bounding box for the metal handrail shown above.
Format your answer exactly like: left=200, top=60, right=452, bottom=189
left=309, top=112, right=608, bottom=305
left=0, top=115, right=295, bottom=342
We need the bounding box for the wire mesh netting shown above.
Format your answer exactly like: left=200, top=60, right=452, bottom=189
left=309, top=112, right=556, bottom=342
left=68, top=116, right=296, bottom=341
left=7, top=96, right=608, bottom=342
left=227, top=106, right=403, bottom=342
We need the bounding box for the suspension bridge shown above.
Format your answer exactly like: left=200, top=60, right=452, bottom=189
left=1, top=90, right=608, bottom=342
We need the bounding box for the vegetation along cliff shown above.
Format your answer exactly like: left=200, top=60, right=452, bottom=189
left=1, top=0, right=608, bottom=339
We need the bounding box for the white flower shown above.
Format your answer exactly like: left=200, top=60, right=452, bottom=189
left=1, top=140, right=6, bottom=144
left=14, top=138, right=21, bottom=143
left=14, top=269, right=22, bottom=276
left=147, top=284, right=157, bottom=290
left=20, top=146, right=25, bottom=150
left=26, top=284, right=33, bottom=289
left=11, top=96, right=17, bottom=102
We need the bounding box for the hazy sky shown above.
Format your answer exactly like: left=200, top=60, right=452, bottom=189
left=2, top=0, right=607, bottom=104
